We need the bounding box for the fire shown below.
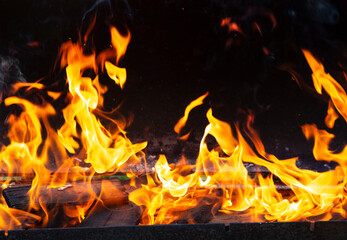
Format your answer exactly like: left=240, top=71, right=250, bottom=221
left=130, top=96, right=347, bottom=224
left=302, top=49, right=347, bottom=122
left=0, top=19, right=146, bottom=230
left=0, top=10, right=347, bottom=231
left=129, top=50, right=347, bottom=224
left=174, top=92, right=209, bottom=135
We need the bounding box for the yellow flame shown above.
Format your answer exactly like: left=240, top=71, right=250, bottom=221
left=0, top=21, right=143, bottom=230
left=1, top=13, right=347, bottom=231
left=130, top=72, right=347, bottom=224
left=174, top=92, right=208, bottom=134
left=302, top=49, right=347, bottom=122
left=105, top=61, right=127, bottom=89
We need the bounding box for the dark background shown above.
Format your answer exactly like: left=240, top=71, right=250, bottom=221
left=0, top=0, right=347, bottom=169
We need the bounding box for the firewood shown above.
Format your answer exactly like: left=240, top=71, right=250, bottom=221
left=78, top=204, right=142, bottom=227
left=2, top=178, right=128, bottom=210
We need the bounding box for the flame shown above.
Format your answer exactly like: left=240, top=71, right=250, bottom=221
left=129, top=49, right=347, bottom=224
left=302, top=49, right=347, bottom=122
left=221, top=18, right=231, bottom=27
left=0, top=10, right=347, bottom=231
left=0, top=18, right=145, bottom=230
left=130, top=104, right=347, bottom=224
left=105, top=27, right=131, bottom=89
left=174, top=92, right=208, bottom=135
left=105, top=61, right=127, bottom=89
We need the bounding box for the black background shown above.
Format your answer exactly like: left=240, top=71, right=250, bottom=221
left=0, top=0, right=347, bottom=168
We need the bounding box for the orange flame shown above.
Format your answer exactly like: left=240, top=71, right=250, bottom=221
left=130, top=102, right=347, bottom=223
left=302, top=49, right=347, bottom=122
left=129, top=49, right=347, bottom=223
left=1, top=11, right=347, bottom=231
left=174, top=92, right=209, bottom=134
left=0, top=20, right=144, bottom=230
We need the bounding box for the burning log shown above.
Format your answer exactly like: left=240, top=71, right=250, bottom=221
left=79, top=204, right=142, bottom=227
left=2, top=178, right=128, bottom=210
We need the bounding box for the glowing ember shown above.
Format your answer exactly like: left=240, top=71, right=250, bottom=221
left=0, top=11, right=346, bottom=232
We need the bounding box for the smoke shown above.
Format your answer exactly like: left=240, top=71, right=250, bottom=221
left=0, top=56, right=26, bottom=103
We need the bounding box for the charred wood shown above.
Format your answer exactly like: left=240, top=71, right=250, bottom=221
left=2, top=178, right=128, bottom=210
